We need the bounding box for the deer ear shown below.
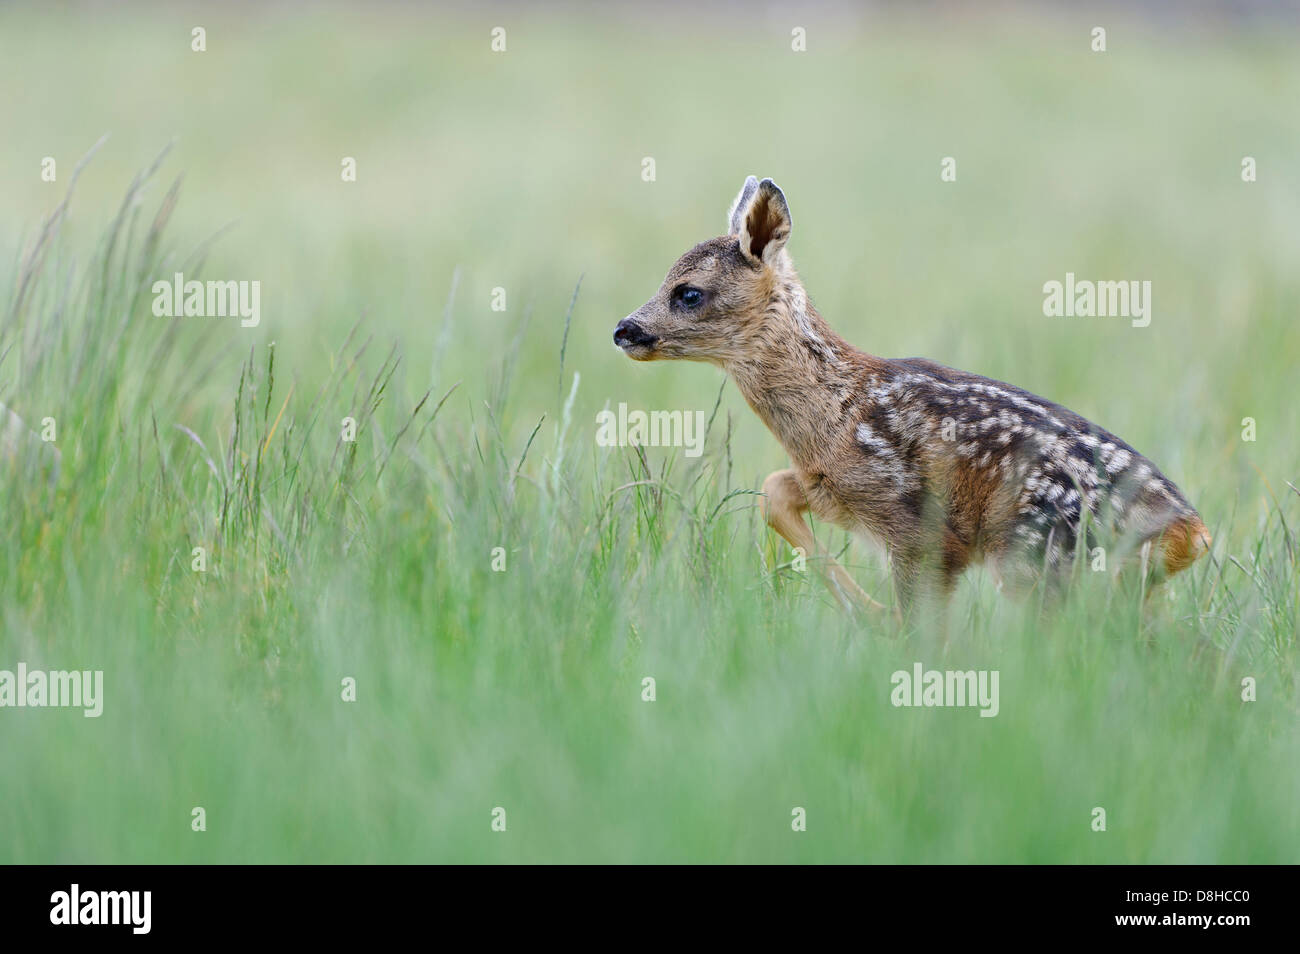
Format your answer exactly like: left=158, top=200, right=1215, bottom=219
left=727, top=176, right=759, bottom=236
left=735, top=178, right=792, bottom=266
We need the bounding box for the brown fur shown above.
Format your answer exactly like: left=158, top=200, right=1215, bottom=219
left=1160, top=516, right=1212, bottom=576
left=614, top=177, right=1210, bottom=616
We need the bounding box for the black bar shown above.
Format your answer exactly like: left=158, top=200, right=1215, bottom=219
left=0, top=865, right=1286, bottom=940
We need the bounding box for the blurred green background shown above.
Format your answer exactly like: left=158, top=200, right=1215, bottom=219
left=1, top=2, right=1297, bottom=862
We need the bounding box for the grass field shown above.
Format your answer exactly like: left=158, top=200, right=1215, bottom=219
left=2, top=3, right=1298, bottom=863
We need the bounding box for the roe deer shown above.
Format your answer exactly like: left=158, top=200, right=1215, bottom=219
left=613, top=176, right=1210, bottom=616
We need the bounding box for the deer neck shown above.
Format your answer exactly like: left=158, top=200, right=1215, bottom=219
left=724, top=284, right=871, bottom=468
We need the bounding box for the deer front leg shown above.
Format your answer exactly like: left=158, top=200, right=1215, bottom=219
left=760, top=469, right=885, bottom=613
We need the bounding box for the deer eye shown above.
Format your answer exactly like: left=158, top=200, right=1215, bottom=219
left=673, top=286, right=705, bottom=309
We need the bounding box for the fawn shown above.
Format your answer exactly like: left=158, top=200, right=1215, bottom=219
left=614, top=176, right=1211, bottom=616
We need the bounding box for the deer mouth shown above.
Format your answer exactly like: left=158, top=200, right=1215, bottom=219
left=613, top=318, right=659, bottom=358
left=617, top=340, right=660, bottom=360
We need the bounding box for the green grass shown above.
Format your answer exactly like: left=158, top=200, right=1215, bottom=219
left=1, top=4, right=1298, bottom=863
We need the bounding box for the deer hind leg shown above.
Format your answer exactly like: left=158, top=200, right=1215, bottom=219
left=1129, top=515, right=1212, bottom=606
left=760, top=469, right=885, bottom=613
left=1158, top=515, right=1212, bottom=578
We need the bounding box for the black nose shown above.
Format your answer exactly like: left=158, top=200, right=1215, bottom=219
left=614, top=319, right=656, bottom=348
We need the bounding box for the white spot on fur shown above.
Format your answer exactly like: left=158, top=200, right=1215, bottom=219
left=855, top=422, right=891, bottom=452
left=1105, top=448, right=1132, bottom=474
left=855, top=422, right=914, bottom=491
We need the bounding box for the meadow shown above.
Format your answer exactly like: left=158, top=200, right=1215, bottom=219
left=1, top=3, right=1298, bottom=862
